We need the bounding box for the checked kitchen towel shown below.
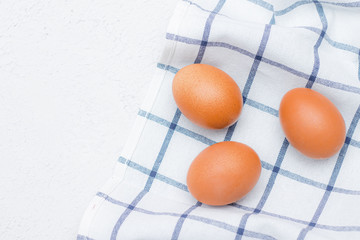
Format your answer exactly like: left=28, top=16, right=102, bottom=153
left=78, top=0, right=360, bottom=239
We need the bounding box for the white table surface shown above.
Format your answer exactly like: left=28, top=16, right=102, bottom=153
left=0, top=1, right=178, bottom=239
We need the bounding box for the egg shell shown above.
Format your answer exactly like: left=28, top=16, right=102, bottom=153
left=172, top=64, right=243, bottom=129
left=279, top=88, right=346, bottom=159
left=187, top=141, right=261, bottom=206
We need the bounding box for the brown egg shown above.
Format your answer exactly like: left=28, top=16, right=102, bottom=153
left=187, top=141, right=261, bottom=206
left=279, top=88, right=346, bottom=159
left=172, top=64, right=243, bottom=129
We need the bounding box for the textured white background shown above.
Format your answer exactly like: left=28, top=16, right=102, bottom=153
left=0, top=1, right=178, bottom=239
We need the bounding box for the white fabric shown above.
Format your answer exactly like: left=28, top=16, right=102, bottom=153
left=78, top=0, right=360, bottom=239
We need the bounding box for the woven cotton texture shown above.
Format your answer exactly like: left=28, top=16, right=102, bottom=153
left=78, top=0, right=360, bottom=239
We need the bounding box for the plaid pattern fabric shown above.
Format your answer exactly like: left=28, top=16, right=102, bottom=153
left=78, top=0, right=360, bottom=239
